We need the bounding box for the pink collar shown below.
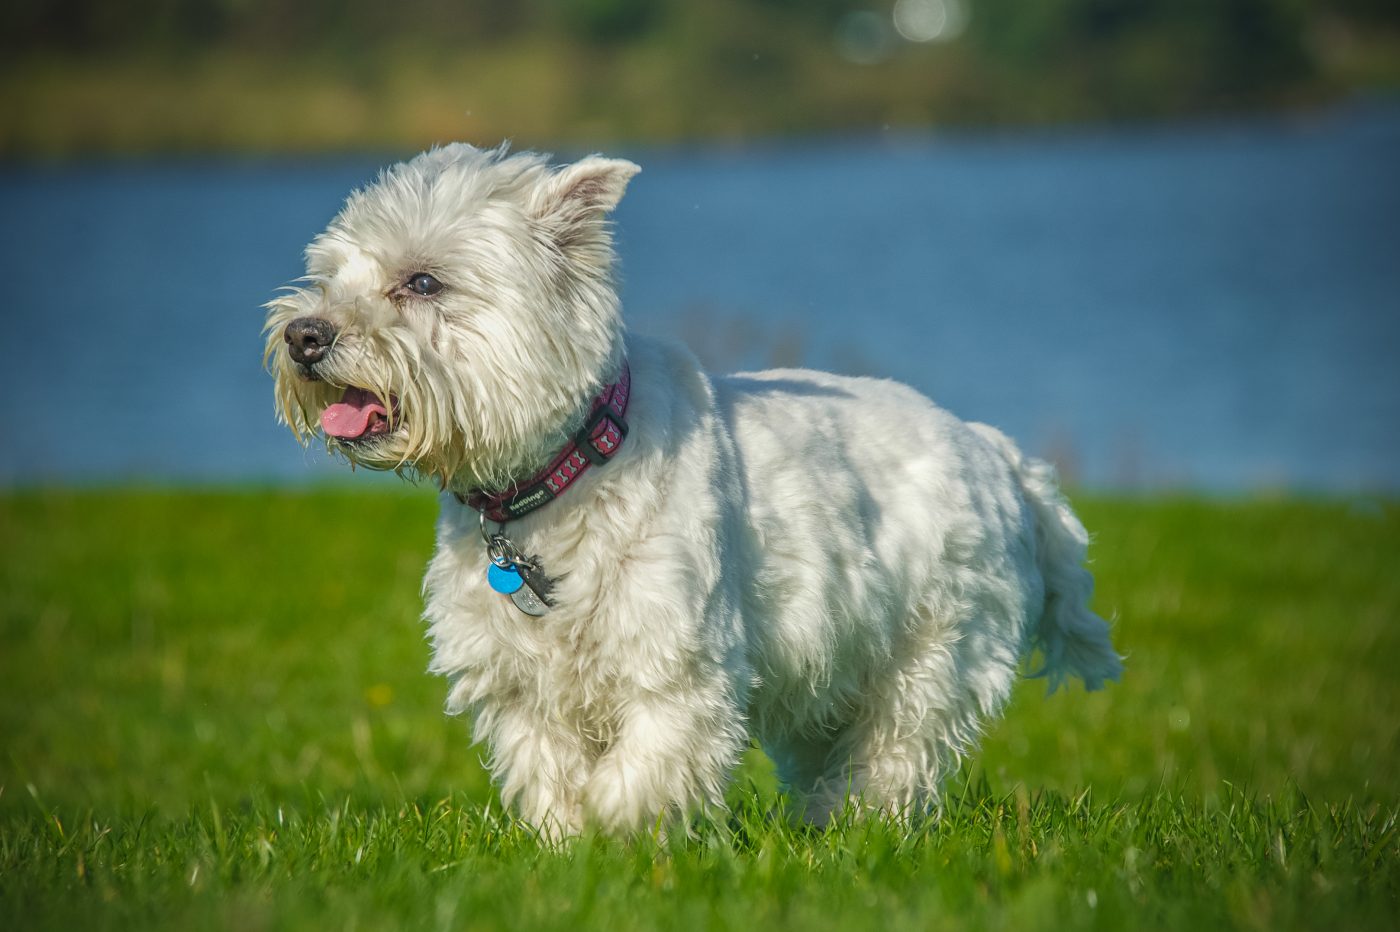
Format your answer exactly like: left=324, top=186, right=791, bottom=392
left=457, top=363, right=631, bottom=523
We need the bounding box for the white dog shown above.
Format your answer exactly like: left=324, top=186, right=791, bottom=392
left=264, top=144, right=1121, bottom=836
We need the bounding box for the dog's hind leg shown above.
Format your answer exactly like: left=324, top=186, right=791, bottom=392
left=801, top=718, right=971, bottom=824
left=800, top=607, right=1005, bottom=823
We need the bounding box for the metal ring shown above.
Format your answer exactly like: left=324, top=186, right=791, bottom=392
left=478, top=510, right=505, bottom=547
left=478, top=511, right=516, bottom=567
left=487, top=539, right=515, bottom=568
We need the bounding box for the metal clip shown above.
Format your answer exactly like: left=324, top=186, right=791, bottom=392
left=477, top=509, right=552, bottom=616
left=480, top=512, right=518, bottom=567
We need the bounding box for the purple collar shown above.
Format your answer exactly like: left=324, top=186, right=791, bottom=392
left=457, top=363, right=631, bottom=523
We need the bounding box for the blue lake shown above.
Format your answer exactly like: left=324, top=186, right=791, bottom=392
left=2, top=100, right=1397, bottom=491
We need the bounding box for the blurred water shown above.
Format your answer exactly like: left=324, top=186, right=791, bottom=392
left=2, top=101, right=1397, bottom=491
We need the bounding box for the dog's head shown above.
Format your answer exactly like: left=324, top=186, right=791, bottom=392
left=263, top=144, right=639, bottom=489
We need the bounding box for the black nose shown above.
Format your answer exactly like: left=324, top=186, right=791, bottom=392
left=284, top=317, right=337, bottom=365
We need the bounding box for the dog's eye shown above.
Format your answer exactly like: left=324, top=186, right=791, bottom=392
left=406, top=272, right=443, bottom=297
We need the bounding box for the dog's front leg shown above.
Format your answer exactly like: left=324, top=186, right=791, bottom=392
left=476, top=700, right=591, bottom=841
left=581, top=678, right=748, bottom=833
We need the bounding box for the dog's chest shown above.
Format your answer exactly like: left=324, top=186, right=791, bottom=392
left=424, top=514, right=632, bottom=715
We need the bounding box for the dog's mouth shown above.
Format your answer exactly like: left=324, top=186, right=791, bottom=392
left=320, top=387, right=401, bottom=443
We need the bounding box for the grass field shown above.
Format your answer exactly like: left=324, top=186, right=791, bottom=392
left=1, top=490, right=1396, bottom=929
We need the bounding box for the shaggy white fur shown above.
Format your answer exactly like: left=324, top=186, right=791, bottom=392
left=265, top=143, right=1122, bottom=836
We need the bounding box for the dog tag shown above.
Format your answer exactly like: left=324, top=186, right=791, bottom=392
left=488, top=561, right=525, bottom=594
left=510, top=582, right=550, bottom=616
left=510, top=562, right=554, bottom=617
left=487, top=559, right=552, bottom=616
left=484, top=524, right=555, bottom=617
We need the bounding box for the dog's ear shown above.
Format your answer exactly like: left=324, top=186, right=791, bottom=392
left=532, top=156, right=640, bottom=224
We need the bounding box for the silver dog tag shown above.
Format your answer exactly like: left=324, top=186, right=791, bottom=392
left=510, top=582, right=550, bottom=616
left=511, top=560, right=554, bottom=616
left=483, top=520, right=555, bottom=617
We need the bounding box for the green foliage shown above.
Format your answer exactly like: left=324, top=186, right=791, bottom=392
left=966, top=0, right=1315, bottom=113
left=1, top=490, right=1397, bottom=929
left=1, top=0, right=1397, bottom=153
left=550, top=0, right=667, bottom=42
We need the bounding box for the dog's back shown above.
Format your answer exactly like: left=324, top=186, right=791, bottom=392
left=712, top=364, right=1119, bottom=820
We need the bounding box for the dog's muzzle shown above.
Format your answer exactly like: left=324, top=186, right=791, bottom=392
left=284, top=317, right=337, bottom=366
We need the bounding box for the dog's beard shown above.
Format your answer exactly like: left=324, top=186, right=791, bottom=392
left=264, top=319, right=432, bottom=476
left=265, top=319, right=607, bottom=491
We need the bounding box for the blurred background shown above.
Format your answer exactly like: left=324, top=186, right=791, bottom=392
left=1, top=0, right=1398, bottom=490
left=2, top=13, right=1399, bottom=923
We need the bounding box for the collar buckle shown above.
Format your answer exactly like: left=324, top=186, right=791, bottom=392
left=460, top=361, right=632, bottom=525
left=575, top=405, right=628, bottom=467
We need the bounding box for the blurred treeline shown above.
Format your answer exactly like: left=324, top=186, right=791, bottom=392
left=2, top=0, right=1397, bottom=155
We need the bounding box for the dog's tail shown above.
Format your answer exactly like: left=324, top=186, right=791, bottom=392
left=971, top=424, right=1123, bottom=692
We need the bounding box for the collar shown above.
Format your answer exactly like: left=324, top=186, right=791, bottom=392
left=455, top=362, right=631, bottom=523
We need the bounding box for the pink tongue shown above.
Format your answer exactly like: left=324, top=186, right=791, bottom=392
left=321, top=387, right=389, bottom=439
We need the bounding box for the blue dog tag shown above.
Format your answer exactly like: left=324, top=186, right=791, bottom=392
left=487, top=562, right=524, bottom=594
left=482, top=527, right=554, bottom=616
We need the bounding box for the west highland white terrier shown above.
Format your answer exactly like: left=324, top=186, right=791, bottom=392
left=265, top=143, right=1122, bottom=836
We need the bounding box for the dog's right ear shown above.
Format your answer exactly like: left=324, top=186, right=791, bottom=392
left=530, top=157, right=640, bottom=246
left=540, top=156, right=640, bottom=215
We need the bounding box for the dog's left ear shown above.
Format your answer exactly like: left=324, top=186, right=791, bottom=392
left=532, top=156, right=640, bottom=226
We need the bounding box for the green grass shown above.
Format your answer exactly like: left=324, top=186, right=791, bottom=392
left=1, top=490, right=1397, bottom=929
